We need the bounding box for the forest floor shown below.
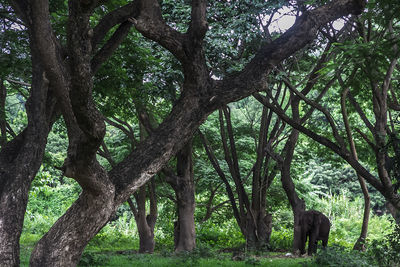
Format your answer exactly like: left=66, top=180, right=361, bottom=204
left=19, top=242, right=316, bottom=267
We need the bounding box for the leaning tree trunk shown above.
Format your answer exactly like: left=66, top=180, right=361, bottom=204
left=171, top=141, right=196, bottom=252
left=280, top=129, right=306, bottom=254
left=30, top=174, right=115, bottom=266
left=340, top=86, right=370, bottom=251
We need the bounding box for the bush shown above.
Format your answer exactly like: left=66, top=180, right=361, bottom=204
left=368, top=223, right=400, bottom=266
left=313, top=245, right=373, bottom=267
left=196, top=219, right=244, bottom=249
left=79, top=251, right=110, bottom=266
left=269, top=228, right=293, bottom=251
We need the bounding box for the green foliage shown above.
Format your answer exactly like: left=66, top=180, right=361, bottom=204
left=79, top=251, right=110, bottom=267
left=368, top=223, right=400, bottom=267
left=313, top=245, right=373, bottom=267
left=197, top=219, right=245, bottom=249
left=269, top=228, right=293, bottom=251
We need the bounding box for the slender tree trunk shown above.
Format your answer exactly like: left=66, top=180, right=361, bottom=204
left=341, top=86, right=370, bottom=251
left=0, top=79, right=7, bottom=147
left=281, top=129, right=306, bottom=253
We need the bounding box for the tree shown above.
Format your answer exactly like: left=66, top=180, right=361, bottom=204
left=199, top=103, right=279, bottom=249
left=3, top=0, right=366, bottom=265
left=255, top=0, right=400, bottom=225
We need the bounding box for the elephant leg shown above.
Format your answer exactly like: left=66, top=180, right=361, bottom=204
left=322, top=238, right=328, bottom=249
left=308, top=231, right=318, bottom=255
left=300, top=230, right=307, bottom=255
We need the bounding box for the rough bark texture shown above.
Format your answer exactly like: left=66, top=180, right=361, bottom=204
left=168, top=141, right=196, bottom=252
left=0, top=79, right=7, bottom=147
left=127, top=181, right=157, bottom=254
left=0, top=27, right=58, bottom=266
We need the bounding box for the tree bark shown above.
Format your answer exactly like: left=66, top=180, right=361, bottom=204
left=340, top=85, right=370, bottom=251
left=168, top=141, right=196, bottom=252
left=0, top=79, right=7, bottom=147
left=127, top=181, right=157, bottom=254
left=0, top=35, right=58, bottom=266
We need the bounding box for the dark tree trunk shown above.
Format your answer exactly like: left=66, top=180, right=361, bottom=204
left=281, top=129, right=306, bottom=253
left=170, top=141, right=196, bottom=252
left=30, top=182, right=115, bottom=266
left=0, top=79, right=7, bottom=147
left=0, top=43, right=57, bottom=266
left=30, top=171, right=115, bottom=267
left=127, top=178, right=157, bottom=253
left=244, top=211, right=272, bottom=249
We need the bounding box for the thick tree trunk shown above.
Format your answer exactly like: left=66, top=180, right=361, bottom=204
left=172, top=141, right=196, bottom=252
left=244, top=210, right=272, bottom=249
left=0, top=137, right=35, bottom=267
left=0, top=46, right=56, bottom=266
left=30, top=181, right=115, bottom=266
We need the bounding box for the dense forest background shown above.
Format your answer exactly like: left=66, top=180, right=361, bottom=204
left=1, top=0, right=400, bottom=266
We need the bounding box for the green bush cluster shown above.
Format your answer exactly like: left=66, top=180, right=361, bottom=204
left=314, top=245, right=372, bottom=267
left=368, top=223, right=400, bottom=266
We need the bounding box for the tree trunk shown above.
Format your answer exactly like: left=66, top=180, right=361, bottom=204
left=171, top=141, right=196, bottom=252
left=0, top=46, right=57, bottom=266
left=0, top=139, right=35, bottom=267
left=340, top=86, right=371, bottom=251
left=0, top=79, right=7, bottom=147
left=244, top=210, right=272, bottom=249
left=280, top=129, right=306, bottom=254
left=30, top=181, right=115, bottom=266
left=127, top=181, right=157, bottom=253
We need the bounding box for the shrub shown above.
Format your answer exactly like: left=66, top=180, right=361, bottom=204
left=269, top=228, right=293, bottom=251
left=368, top=223, right=400, bottom=267
left=313, top=245, right=373, bottom=267
left=79, top=251, right=110, bottom=266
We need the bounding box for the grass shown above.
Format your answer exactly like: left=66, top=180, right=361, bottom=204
left=19, top=239, right=315, bottom=267
left=78, top=251, right=315, bottom=267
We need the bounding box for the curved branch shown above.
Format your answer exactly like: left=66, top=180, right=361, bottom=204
left=212, top=0, right=366, bottom=108
left=91, top=21, right=134, bottom=74
left=254, top=92, right=385, bottom=194
left=92, top=2, right=139, bottom=50
left=131, top=0, right=186, bottom=62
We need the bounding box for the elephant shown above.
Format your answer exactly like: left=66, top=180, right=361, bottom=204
left=299, top=210, right=330, bottom=255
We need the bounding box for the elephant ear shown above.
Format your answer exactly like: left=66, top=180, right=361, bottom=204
left=313, top=212, right=322, bottom=227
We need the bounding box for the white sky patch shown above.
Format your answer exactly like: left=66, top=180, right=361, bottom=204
left=266, top=6, right=346, bottom=33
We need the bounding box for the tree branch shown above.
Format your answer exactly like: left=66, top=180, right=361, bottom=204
left=254, top=92, right=385, bottom=193
left=91, top=21, right=133, bottom=74
left=91, top=2, right=139, bottom=51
